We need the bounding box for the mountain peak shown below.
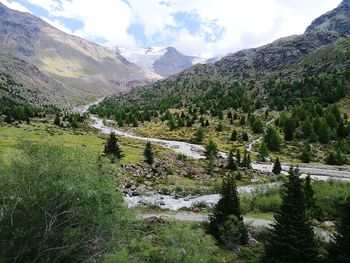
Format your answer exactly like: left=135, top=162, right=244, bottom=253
left=305, top=0, right=350, bottom=36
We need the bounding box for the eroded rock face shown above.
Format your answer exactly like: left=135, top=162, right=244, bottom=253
left=306, top=0, right=350, bottom=36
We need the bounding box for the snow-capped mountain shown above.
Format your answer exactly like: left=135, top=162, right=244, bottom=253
left=117, top=46, right=213, bottom=78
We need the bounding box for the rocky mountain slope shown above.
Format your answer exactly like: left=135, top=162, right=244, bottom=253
left=117, top=46, right=212, bottom=78
left=169, top=0, right=350, bottom=83
left=0, top=2, right=158, bottom=106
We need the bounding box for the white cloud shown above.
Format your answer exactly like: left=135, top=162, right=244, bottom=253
left=13, top=0, right=343, bottom=56
left=2, top=0, right=32, bottom=13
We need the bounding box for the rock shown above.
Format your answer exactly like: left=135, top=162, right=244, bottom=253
left=248, top=238, right=259, bottom=248
left=192, top=208, right=200, bottom=213
left=130, top=185, right=137, bottom=191
left=145, top=173, right=153, bottom=179
left=160, top=201, right=165, bottom=206
left=323, top=221, right=335, bottom=228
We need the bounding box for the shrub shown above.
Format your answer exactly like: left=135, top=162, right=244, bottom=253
left=0, top=143, right=134, bottom=262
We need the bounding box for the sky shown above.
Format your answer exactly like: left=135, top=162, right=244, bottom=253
left=1, top=0, right=342, bottom=57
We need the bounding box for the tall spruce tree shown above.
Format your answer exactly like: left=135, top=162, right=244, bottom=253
left=104, top=132, right=124, bottom=160
left=263, top=167, right=319, bottom=263
left=209, top=174, right=248, bottom=245
left=304, top=175, right=316, bottom=219
left=144, top=142, right=154, bottom=165
left=327, top=197, right=350, bottom=263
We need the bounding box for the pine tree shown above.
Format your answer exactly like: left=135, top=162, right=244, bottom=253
left=230, top=130, right=238, bottom=141
left=264, top=126, right=281, bottom=151
left=284, top=117, right=296, bottom=141
left=204, top=139, right=218, bottom=174
left=104, top=132, right=124, bottom=160
left=327, top=197, right=350, bottom=263
left=242, top=132, right=249, bottom=141
left=241, top=151, right=251, bottom=169
left=194, top=127, right=205, bottom=143
left=263, top=167, right=319, bottom=263
left=272, top=158, right=282, bottom=175
left=209, top=174, right=248, bottom=245
left=236, top=149, right=241, bottom=166
left=259, top=141, right=269, bottom=161
left=227, top=150, right=237, bottom=171
left=144, top=142, right=154, bottom=165
left=54, top=114, right=61, bottom=126
left=304, top=175, right=316, bottom=219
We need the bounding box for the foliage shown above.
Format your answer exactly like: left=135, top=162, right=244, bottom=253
left=264, top=126, right=281, bottom=151
left=326, top=197, right=350, bottom=263
left=263, top=167, right=319, bottom=263
left=144, top=142, right=154, bottom=165
left=104, top=132, right=124, bottom=160
left=209, top=174, right=247, bottom=246
left=272, top=158, right=282, bottom=175
left=0, top=143, right=134, bottom=262
left=204, top=139, right=218, bottom=173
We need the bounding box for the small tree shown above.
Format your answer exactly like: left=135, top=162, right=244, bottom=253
left=259, top=141, right=269, bottom=161
left=227, top=150, right=237, bottom=171
left=242, top=132, right=249, bottom=141
left=104, top=132, right=124, bottom=160
left=264, top=126, right=281, bottom=151
left=241, top=151, right=251, bottom=169
left=236, top=149, right=241, bottom=166
left=144, top=142, right=154, bottom=165
left=327, top=197, right=350, bottom=263
left=230, top=130, right=238, bottom=141
left=204, top=139, right=218, bottom=174
left=54, top=114, right=61, bottom=126
left=263, top=167, right=318, bottom=263
left=209, top=174, right=248, bottom=246
left=194, top=127, right=205, bottom=143
left=272, top=157, right=282, bottom=175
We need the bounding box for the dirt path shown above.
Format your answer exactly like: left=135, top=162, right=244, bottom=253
left=138, top=213, right=272, bottom=228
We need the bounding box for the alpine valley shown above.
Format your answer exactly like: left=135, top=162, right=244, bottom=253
left=1, top=1, right=350, bottom=262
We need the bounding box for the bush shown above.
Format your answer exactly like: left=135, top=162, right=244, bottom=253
left=0, top=143, right=134, bottom=262
left=156, top=222, right=220, bottom=263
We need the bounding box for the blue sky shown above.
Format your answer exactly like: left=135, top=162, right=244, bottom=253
left=1, top=0, right=342, bottom=57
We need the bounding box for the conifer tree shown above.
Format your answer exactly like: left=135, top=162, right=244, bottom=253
left=144, top=142, right=154, bottom=165
left=230, top=130, right=237, bottom=141
left=236, top=149, right=241, bottom=166
left=209, top=174, right=248, bottom=245
left=272, top=157, right=282, bottom=175
left=194, top=127, right=205, bottom=143
left=104, top=132, right=124, bottom=160
left=241, top=151, right=251, bottom=169
left=327, top=197, right=350, bottom=263
left=204, top=139, right=218, bottom=173
left=263, top=167, right=318, bottom=263
left=242, top=132, right=249, bottom=141
left=264, top=126, right=281, bottom=151
left=304, top=175, right=316, bottom=219
left=54, top=114, right=61, bottom=126
left=227, top=150, right=237, bottom=171
left=259, top=141, right=269, bottom=161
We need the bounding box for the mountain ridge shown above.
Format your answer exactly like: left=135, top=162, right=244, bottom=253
left=117, top=46, right=213, bottom=78
left=0, top=2, right=158, bottom=106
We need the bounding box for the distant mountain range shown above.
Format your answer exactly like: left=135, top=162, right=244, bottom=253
left=117, top=46, right=218, bottom=78
left=0, top=2, right=159, bottom=106
left=106, top=0, right=350, bottom=111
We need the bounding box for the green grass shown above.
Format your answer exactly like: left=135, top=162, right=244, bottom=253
left=0, top=122, right=143, bottom=165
